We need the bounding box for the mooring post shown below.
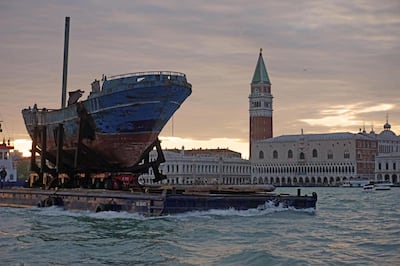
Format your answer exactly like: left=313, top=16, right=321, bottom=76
left=297, top=188, right=301, bottom=196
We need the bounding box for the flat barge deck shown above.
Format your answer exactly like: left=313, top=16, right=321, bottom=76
left=0, top=187, right=317, bottom=216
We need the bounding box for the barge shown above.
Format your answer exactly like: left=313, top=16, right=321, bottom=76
left=0, top=186, right=317, bottom=216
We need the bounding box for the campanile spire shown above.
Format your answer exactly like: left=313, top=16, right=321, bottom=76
left=249, top=48, right=273, bottom=159
left=251, top=48, right=270, bottom=84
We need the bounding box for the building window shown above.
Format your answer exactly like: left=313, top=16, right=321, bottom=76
left=312, top=149, right=318, bottom=158
left=327, top=150, right=333, bottom=160
left=273, top=150, right=278, bottom=159
left=299, top=152, right=305, bottom=160
left=259, top=151, right=264, bottom=159
left=386, top=163, right=389, bottom=170
left=344, top=150, right=350, bottom=159
left=378, top=163, right=381, bottom=170
left=288, top=150, right=293, bottom=159
left=394, top=163, right=396, bottom=170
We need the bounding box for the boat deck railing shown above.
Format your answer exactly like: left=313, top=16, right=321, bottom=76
left=22, top=104, right=76, bottom=126
left=108, top=71, right=187, bottom=81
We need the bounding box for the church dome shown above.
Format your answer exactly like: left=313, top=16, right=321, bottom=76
left=384, top=121, right=391, bottom=130
left=378, top=128, right=397, bottom=140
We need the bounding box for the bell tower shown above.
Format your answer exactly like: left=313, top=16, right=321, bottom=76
left=249, top=48, right=273, bottom=158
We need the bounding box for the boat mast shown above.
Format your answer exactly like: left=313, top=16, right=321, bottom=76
left=61, top=17, right=70, bottom=108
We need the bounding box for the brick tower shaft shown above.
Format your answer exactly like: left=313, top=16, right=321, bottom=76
left=249, top=49, right=273, bottom=158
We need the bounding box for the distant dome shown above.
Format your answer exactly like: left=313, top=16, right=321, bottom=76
left=378, top=129, right=397, bottom=140
left=384, top=121, right=391, bottom=130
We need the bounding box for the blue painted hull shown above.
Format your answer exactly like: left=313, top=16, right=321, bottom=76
left=22, top=71, right=191, bottom=169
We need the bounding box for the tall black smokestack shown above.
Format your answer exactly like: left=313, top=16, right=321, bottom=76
left=61, top=17, right=70, bottom=108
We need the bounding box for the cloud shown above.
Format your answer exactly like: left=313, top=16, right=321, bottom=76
left=300, top=103, right=394, bottom=128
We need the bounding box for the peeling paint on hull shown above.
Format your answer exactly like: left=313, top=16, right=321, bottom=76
left=22, top=72, right=192, bottom=169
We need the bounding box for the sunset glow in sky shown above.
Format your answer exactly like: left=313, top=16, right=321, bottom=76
left=1, top=1, right=399, bottom=159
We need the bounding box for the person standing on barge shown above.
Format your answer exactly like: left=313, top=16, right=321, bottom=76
left=0, top=167, right=7, bottom=189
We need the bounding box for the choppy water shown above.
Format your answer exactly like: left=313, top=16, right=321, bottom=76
left=1, top=187, right=399, bottom=265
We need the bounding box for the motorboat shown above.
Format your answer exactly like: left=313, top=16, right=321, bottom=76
left=363, top=181, right=393, bottom=191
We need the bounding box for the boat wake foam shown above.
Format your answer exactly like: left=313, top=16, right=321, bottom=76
left=29, top=199, right=316, bottom=220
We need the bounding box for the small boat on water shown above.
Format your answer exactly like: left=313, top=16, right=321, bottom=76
left=363, top=181, right=393, bottom=191
left=363, top=183, right=375, bottom=191
left=341, top=180, right=369, bottom=188
left=374, top=181, right=393, bottom=191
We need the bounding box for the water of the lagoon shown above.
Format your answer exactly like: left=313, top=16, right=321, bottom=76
left=1, top=187, right=399, bottom=265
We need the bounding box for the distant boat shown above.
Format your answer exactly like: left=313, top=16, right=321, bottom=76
left=0, top=140, right=17, bottom=185
left=374, top=181, right=393, bottom=191
left=341, top=180, right=369, bottom=188
left=341, top=182, right=352, bottom=187
left=363, top=183, right=375, bottom=191
left=363, top=181, right=393, bottom=191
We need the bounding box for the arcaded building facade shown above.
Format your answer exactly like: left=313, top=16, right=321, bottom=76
left=375, top=153, right=400, bottom=184
left=251, top=132, right=377, bottom=186
left=140, top=148, right=251, bottom=186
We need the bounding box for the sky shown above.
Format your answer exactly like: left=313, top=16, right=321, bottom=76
left=1, top=0, right=399, bottom=159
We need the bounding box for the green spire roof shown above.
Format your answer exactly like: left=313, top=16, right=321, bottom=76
left=251, top=48, right=271, bottom=84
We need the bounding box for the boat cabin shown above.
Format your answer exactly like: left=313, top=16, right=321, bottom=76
left=0, top=141, right=17, bottom=183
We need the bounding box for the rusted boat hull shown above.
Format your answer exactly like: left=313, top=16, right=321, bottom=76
left=0, top=188, right=317, bottom=216
left=22, top=72, right=192, bottom=170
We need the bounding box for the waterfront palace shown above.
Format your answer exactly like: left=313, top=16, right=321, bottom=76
left=142, top=49, right=400, bottom=186
left=140, top=148, right=252, bottom=186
